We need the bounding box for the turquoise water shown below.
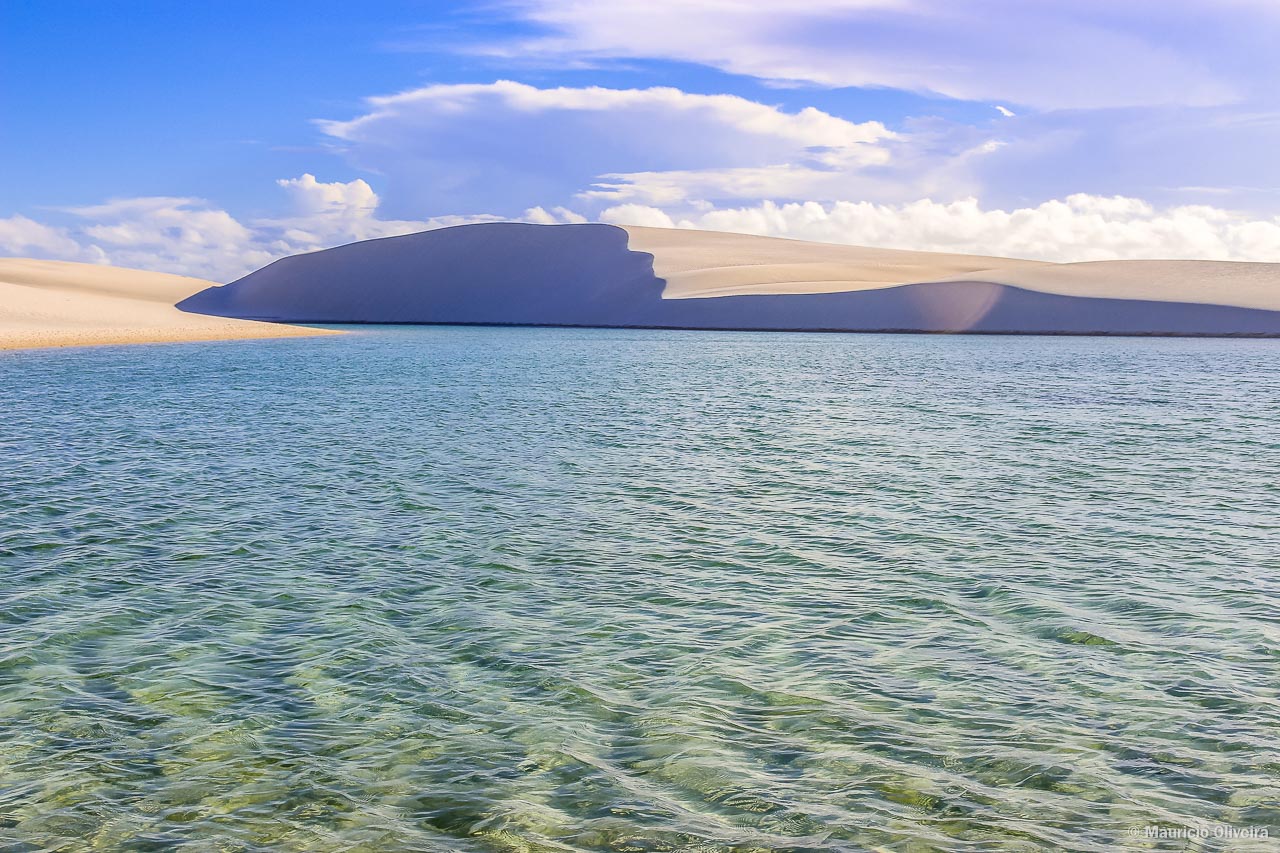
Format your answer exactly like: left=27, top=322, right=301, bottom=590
left=2, top=326, right=1278, bottom=852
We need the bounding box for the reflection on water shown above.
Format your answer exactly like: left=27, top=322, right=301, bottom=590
left=2, top=327, right=1278, bottom=852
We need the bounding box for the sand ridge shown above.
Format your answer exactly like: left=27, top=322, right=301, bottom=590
left=0, top=258, right=339, bottom=351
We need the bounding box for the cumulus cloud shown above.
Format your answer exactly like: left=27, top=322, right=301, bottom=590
left=523, top=205, right=588, bottom=225
left=313, top=78, right=1280, bottom=223
left=325, top=80, right=1248, bottom=222
left=264, top=174, right=586, bottom=252
left=2, top=176, right=592, bottom=281
left=261, top=174, right=440, bottom=253
left=318, top=80, right=895, bottom=216
left=493, top=0, right=1279, bottom=110
left=62, top=196, right=273, bottom=279
left=0, top=215, right=91, bottom=259
left=344, top=33, right=1280, bottom=217
left=277, top=173, right=379, bottom=216
left=9, top=181, right=1280, bottom=278
left=600, top=194, right=1280, bottom=262
left=596, top=204, right=677, bottom=229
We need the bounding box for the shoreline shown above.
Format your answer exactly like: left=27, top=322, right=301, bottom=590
left=10, top=320, right=1280, bottom=352
left=0, top=324, right=340, bottom=352
left=0, top=258, right=340, bottom=352
left=236, top=320, right=1280, bottom=340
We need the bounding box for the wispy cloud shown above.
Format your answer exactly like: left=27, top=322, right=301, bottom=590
left=483, top=0, right=1273, bottom=110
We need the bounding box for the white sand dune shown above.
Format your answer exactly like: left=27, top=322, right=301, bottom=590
left=180, top=222, right=1280, bottom=336
left=931, top=259, right=1280, bottom=312
left=0, top=259, right=338, bottom=351
left=625, top=226, right=1280, bottom=313
left=10, top=224, right=1278, bottom=347
left=623, top=226, right=1049, bottom=298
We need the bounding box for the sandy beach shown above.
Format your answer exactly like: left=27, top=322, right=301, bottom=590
left=0, top=258, right=339, bottom=351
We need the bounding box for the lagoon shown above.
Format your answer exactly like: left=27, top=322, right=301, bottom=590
left=2, top=327, right=1278, bottom=851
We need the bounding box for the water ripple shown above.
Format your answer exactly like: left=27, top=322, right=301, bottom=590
left=1, top=327, right=1278, bottom=851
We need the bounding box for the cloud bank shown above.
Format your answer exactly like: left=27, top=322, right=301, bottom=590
left=319, top=80, right=896, bottom=215
left=7, top=179, right=1280, bottom=282
left=0, top=176, right=584, bottom=282
left=7, top=18, right=1280, bottom=280
left=601, top=195, right=1280, bottom=263
left=313, top=79, right=1280, bottom=226
left=494, top=0, right=1280, bottom=111
left=433, top=5, right=1279, bottom=215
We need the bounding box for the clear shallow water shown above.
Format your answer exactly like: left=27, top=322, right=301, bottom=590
left=2, top=326, right=1279, bottom=853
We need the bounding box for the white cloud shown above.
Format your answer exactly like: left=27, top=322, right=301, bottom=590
left=260, top=174, right=440, bottom=253
left=597, top=204, right=676, bottom=229
left=0, top=215, right=90, bottom=259
left=963, top=105, right=1280, bottom=214
left=1, top=176, right=596, bottom=281
left=73, top=197, right=260, bottom=255
left=277, top=173, right=379, bottom=217
left=522, top=205, right=589, bottom=225
left=494, top=0, right=1277, bottom=110
left=601, top=194, right=1280, bottom=262
left=318, top=80, right=896, bottom=216
left=314, top=78, right=1280, bottom=223
left=10, top=178, right=1280, bottom=283
left=341, top=32, right=1280, bottom=218
left=64, top=176, right=496, bottom=280
left=60, top=197, right=276, bottom=281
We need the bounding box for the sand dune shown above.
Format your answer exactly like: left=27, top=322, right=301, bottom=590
left=9, top=225, right=1276, bottom=347
left=624, top=226, right=1280, bottom=312
left=0, top=259, right=337, bottom=350
left=180, top=222, right=1280, bottom=336
left=931, top=259, right=1280, bottom=312
left=623, top=226, right=1050, bottom=298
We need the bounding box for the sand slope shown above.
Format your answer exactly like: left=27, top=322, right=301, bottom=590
left=932, top=259, right=1280, bottom=312
left=623, top=226, right=1049, bottom=298
left=0, top=259, right=337, bottom=350
left=624, top=226, right=1280, bottom=312
left=179, top=223, right=1280, bottom=336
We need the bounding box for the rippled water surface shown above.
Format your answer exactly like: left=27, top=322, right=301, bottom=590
left=3, top=327, right=1280, bottom=852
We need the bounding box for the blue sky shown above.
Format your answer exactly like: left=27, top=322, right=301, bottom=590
left=4, top=1, right=1280, bottom=279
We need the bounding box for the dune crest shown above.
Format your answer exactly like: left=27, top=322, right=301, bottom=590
left=0, top=259, right=338, bottom=351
